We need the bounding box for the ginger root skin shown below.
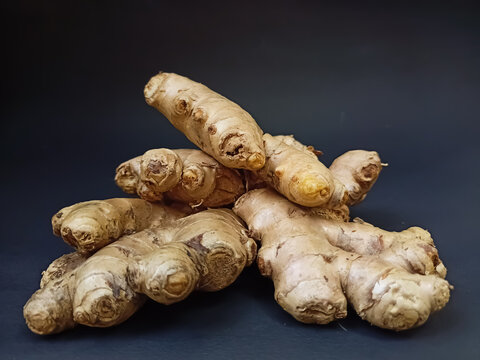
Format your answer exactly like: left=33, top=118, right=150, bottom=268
left=250, top=135, right=383, bottom=209
left=329, top=150, right=383, bottom=206
left=24, top=205, right=256, bottom=335
left=127, top=209, right=256, bottom=302
left=23, top=252, right=88, bottom=335
left=144, top=72, right=265, bottom=170
left=52, top=198, right=185, bottom=254
left=115, top=149, right=245, bottom=207
left=253, top=134, right=347, bottom=208
left=233, top=188, right=451, bottom=331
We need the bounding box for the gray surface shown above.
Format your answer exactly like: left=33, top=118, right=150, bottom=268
left=1, top=1, right=479, bottom=359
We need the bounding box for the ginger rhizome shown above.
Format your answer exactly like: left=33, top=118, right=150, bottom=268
left=233, top=188, right=450, bottom=330
left=144, top=72, right=265, bottom=170
left=24, top=200, right=256, bottom=335
left=249, top=134, right=382, bottom=209
left=115, top=148, right=244, bottom=207
left=24, top=71, right=451, bottom=335
left=52, top=198, right=184, bottom=254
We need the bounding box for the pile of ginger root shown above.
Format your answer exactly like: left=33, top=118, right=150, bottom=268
left=24, top=72, right=452, bottom=335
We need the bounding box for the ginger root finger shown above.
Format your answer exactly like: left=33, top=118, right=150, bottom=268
left=233, top=188, right=451, bottom=330
left=70, top=229, right=161, bottom=328
left=144, top=72, right=265, bottom=170
left=24, top=226, right=175, bottom=333
left=254, top=134, right=347, bottom=207
left=329, top=150, right=383, bottom=206
left=343, top=256, right=450, bottom=330
left=127, top=243, right=201, bottom=305
left=128, top=209, right=257, bottom=304
left=24, top=226, right=172, bottom=333
left=116, top=149, right=245, bottom=207
left=23, top=252, right=88, bottom=335
left=115, top=149, right=182, bottom=202
left=52, top=198, right=185, bottom=254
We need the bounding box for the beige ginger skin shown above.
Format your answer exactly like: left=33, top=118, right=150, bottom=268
left=250, top=134, right=383, bottom=209
left=234, top=188, right=451, bottom=331
left=24, top=201, right=256, bottom=335
left=329, top=150, right=384, bottom=206
left=144, top=72, right=265, bottom=170
left=52, top=198, right=179, bottom=254
left=115, top=148, right=245, bottom=207
left=255, top=134, right=347, bottom=208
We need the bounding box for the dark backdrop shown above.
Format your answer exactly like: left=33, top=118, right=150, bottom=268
left=1, top=1, right=479, bottom=359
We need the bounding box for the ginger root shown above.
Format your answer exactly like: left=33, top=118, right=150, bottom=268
left=25, top=72, right=451, bottom=335
left=253, top=134, right=346, bottom=207
left=52, top=198, right=184, bottom=254
left=233, top=188, right=450, bottom=331
left=144, top=72, right=265, bottom=170
left=24, top=201, right=256, bottom=335
left=329, top=150, right=383, bottom=206
left=115, top=148, right=245, bottom=207
left=249, top=134, right=382, bottom=209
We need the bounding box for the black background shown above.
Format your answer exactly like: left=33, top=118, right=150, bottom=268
left=1, top=1, right=479, bottom=359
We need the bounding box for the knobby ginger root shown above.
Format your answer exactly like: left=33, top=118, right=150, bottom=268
left=52, top=198, right=185, bottom=254
left=144, top=72, right=265, bottom=170
left=329, top=150, right=383, bottom=206
left=233, top=188, right=451, bottom=331
left=251, top=134, right=382, bottom=209
left=256, top=133, right=345, bottom=207
left=23, top=252, right=88, bottom=334
left=24, top=204, right=256, bottom=335
left=115, top=148, right=245, bottom=207
left=25, top=71, right=451, bottom=335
